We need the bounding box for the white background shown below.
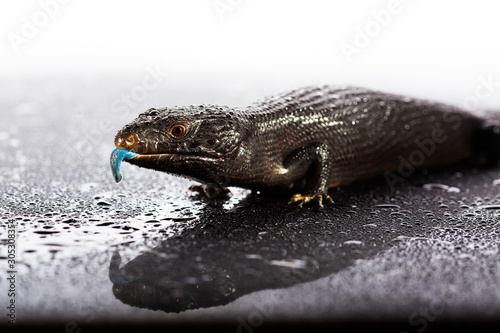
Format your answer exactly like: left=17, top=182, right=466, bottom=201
left=1, top=0, right=500, bottom=107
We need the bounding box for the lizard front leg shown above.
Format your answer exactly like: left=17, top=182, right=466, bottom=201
left=284, top=143, right=334, bottom=207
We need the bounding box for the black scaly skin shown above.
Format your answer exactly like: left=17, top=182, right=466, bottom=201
left=114, top=85, right=496, bottom=206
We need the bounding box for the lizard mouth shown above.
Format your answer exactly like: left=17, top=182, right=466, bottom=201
left=110, top=148, right=216, bottom=183
left=110, top=148, right=175, bottom=183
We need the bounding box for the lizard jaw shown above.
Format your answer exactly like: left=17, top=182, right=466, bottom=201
left=110, top=148, right=181, bottom=183
left=111, top=148, right=222, bottom=184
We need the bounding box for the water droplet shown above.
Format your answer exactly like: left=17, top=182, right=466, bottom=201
left=374, top=204, right=401, bottom=209
left=423, top=183, right=460, bottom=193
left=478, top=205, right=500, bottom=210
left=245, top=254, right=263, bottom=260
left=96, top=222, right=114, bottom=226
left=344, top=240, right=363, bottom=245
left=269, top=259, right=308, bottom=269
left=33, top=230, right=60, bottom=235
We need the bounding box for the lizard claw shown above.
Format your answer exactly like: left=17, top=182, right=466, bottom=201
left=188, top=184, right=230, bottom=200
left=288, top=193, right=333, bottom=208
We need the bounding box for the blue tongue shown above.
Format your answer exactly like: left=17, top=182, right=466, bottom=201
left=110, top=149, right=139, bottom=183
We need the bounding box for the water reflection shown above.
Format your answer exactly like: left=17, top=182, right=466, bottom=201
left=108, top=189, right=415, bottom=313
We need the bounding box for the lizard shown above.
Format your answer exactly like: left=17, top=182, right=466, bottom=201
left=110, top=85, right=500, bottom=207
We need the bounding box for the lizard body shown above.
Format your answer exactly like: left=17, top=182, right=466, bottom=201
left=111, top=86, right=498, bottom=206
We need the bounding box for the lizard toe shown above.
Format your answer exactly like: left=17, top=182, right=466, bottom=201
left=288, top=193, right=333, bottom=208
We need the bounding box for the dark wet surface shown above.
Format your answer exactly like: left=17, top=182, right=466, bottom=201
left=1, top=78, right=500, bottom=331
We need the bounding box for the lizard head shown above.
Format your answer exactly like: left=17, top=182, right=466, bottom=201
left=112, top=105, right=249, bottom=184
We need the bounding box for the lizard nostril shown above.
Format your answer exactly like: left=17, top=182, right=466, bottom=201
left=115, top=133, right=138, bottom=151
left=125, top=135, right=135, bottom=145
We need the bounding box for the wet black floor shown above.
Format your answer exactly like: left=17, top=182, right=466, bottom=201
left=1, top=78, right=500, bottom=332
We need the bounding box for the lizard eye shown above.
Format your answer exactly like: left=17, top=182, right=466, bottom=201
left=169, top=124, right=187, bottom=138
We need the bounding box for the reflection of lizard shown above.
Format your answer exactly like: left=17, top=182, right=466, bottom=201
left=111, top=86, right=499, bottom=207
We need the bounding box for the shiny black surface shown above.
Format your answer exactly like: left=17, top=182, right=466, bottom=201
left=1, top=78, right=500, bottom=332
